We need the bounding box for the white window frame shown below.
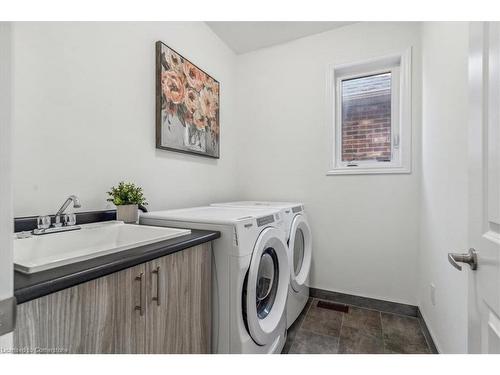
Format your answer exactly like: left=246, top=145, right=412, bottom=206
left=327, top=48, right=412, bottom=175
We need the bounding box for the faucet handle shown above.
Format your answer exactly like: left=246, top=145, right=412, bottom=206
left=37, top=215, right=51, bottom=230
left=53, top=214, right=63, bottom=228
left=63, top=213, right=77, bottom=226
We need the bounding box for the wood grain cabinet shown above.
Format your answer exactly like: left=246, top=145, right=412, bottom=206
left=14, top=243, right=211, bottom=354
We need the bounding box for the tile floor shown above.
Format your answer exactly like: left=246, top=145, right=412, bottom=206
left=282, top=298, right=433, bottom=354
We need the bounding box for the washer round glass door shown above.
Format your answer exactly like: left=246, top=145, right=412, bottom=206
left=245, top=227, right=289, bottom=346
left=256, top=248, right=278, bottom=319
left=288, top=214, right=312, bottom=292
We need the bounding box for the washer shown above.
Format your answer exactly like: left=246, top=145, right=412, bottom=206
left=210, top=201, right=311, bottom=329
left=140, top=206, right=289, bottom=354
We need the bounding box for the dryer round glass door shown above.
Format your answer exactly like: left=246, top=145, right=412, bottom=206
left=293, top=229, right=305, bottom=276
left=244, top=227, right=289, bottom=346
left=256, top=248, right=278, bottom=319
left=288, top=214, right=312, bottom=293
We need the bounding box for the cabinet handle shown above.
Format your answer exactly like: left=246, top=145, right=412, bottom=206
left=152, top=266, right=160, bottom=306
left=135, top=272, right=144, bottom=316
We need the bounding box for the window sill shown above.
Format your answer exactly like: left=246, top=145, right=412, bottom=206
left=326, top=166, right=411, bottom=175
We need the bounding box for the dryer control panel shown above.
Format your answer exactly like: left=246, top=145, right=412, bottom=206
left=256, top=215, right=275, bottom=227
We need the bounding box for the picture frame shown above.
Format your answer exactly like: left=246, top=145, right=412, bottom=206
left=155, top=41, right=220, bottom=158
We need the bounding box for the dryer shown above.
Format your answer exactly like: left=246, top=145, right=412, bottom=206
left=210, top=201, right=312, bottom=329
left=140, top=206, right=289, bottom=354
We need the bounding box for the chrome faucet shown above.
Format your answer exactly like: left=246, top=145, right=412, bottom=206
left=56, top=195, right=81, bottom=217
left=32, top=195, right=82, bottom=235
left=52, top=195, right=81, bottom=228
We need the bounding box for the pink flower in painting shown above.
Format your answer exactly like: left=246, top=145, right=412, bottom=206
left=183, top=62, right=206, bottom=92
left=166, top=101, right=176, bottom=116
left=193, top=110, right=207, bottom=130
left=184, top=88, right=200, bottom=114
left=206, top=78, right=219, bottom=96
left=200, top=87, right=217, bottom=119
left=167, top=51, right=183, bottom=74
left=185, top=111, right=193, bottom=124
left=162, top=70, right=185, bottom=104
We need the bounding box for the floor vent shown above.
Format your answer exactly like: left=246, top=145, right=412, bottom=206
left=317, top=300, right=349, bottom=313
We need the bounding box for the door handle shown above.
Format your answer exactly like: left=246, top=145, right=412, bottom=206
left=151, top=266, right=161, bottom=306
left=135, top=272, right=145, bottom=315
left=448, top=248, right=478, bottom=271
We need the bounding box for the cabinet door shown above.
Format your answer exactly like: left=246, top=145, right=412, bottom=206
left=113, top=263, right=147, bottom=353
left=14, top=263, right=146, bottom=354
left=146, top=243, right=211, bottom=354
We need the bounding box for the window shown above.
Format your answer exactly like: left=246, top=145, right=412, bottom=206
left=327, top=49, right=412, bottom=175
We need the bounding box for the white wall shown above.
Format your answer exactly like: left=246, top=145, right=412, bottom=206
left=12, top=22, right=238, bottom=217
left=418, top=22, right=469, bottom=353
left=235, top=22, right=422, bottom=305
left=0, top=21, right=13, bottom=348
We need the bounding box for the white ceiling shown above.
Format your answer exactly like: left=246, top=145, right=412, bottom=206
left=206, top=21, right=355, bottom=54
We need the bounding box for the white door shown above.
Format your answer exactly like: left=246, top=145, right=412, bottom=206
left=0, top=21, right=14, bottom=350
left=464, top=21, right=500, bottom=354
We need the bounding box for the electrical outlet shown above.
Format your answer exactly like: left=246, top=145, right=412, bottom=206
left=430, top=283, right=436, bottom=306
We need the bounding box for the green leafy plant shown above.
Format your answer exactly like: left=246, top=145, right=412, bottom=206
left=106, top=181, right=148, bottom=206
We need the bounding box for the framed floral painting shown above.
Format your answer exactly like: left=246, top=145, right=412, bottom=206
left=155, top=41, right=220, bottom=158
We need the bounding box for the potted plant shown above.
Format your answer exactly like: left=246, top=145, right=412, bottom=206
left=107, top=181, right=148, bottom=223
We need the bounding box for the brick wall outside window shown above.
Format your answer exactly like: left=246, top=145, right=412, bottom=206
left=341, top=74, right=392, bottom=162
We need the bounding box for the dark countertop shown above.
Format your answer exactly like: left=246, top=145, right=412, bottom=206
left=14, top=229, right=220, bottom=304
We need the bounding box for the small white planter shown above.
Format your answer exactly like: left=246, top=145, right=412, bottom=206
left=116, top=204, right=138, bottom=224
